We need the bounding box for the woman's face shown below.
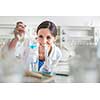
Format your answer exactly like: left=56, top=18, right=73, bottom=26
left=37, top=28, right=56, bottom=47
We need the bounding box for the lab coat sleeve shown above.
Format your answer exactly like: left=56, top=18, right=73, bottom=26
left=50, top=46, right=62, bottom=67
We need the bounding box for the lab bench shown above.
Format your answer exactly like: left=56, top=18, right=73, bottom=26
left=23, top=71, right=71, bottom=83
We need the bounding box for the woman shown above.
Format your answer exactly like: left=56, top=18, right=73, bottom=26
left=37, top=21, right=62, bottom=74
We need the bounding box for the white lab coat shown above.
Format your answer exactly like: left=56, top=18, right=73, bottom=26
left=14, top=41, right=62, bottom=72
left=40, top=44, right=62, bottom=73
left=15, top=39, right=29, bottom=60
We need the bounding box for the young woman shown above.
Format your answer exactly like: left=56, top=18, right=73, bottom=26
left=37, top=21, right=62, bottom=73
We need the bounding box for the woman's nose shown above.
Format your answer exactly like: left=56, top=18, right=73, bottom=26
left=43, top=38, right=47, bottom=44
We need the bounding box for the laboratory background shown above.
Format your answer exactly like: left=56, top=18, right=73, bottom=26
left=0, top=16, right=100, bottom=83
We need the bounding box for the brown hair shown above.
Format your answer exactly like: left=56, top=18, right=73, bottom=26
left=37, top=21, right=57, bottom=37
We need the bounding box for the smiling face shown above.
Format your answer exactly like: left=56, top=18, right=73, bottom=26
left=37, top=28, right=56, bottom=47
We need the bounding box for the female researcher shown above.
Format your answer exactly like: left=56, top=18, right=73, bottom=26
left=37, top=21, right=62, bottom=73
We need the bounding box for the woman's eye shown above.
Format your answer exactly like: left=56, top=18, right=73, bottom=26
left=47, top=36, right=51, bottom=39
left=39, top=35, right=43, bottom=38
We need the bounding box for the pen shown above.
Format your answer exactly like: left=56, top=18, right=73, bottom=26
left=55, top=73, right=69, bottom=76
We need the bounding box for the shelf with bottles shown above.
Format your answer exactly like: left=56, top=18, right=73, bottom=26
left=55, top=26, right=96, bottom=63
left=60, top=26, right=95, bottom=48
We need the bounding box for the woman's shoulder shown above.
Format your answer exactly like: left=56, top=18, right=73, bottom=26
left=53, top=44, right=61, bottom=52
left=53, top=44, right=62, bottom=57
left=50, top=44, right=62, bottom=60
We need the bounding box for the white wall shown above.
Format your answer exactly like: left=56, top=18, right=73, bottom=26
left=0, top=16, right=100, bottom=26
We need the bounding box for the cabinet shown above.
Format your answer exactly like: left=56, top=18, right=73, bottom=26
left=56, top=26, right=96, bottom=61
left=56, top=26, right=100, bottom=50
